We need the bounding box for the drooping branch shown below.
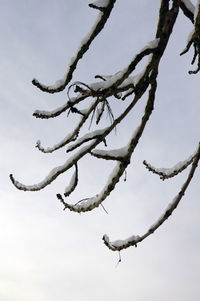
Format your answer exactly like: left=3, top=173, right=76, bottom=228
left=33, top=94, right=88, bottom=119
left=10, top=0, right=180, bottom=195
left=143, top=147, right=197, bottom=180
left=103, top=142, right=200, bottom=251
left=33, top=38, right=159, bottom=122
left=36, top=99, right=99, bottom=153
left=58, top=72, right=158, bottom=213
left=32, top=0, right=117, bottom=94
left=10, top=0, right=200, bottom=253
left=64, top=163, right=78, bottom=197
left=180, top=1, right=200, bottom=74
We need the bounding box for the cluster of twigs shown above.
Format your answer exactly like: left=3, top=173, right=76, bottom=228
left=10, top=0, right=200, bottom=252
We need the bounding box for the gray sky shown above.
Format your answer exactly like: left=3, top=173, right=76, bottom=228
left=0, top=1, right=200, bottom=300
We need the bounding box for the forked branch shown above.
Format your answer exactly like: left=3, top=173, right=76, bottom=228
left=10, top=0, right=200, bottom=253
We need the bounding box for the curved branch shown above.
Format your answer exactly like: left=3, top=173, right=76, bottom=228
left=88, top=40, right=159, bottom=95
left=36, top=100, right=99, bottom=153
left=143, top=148, right=197, bottom=180
left=33, top=94, right=88, bottom=119
left=64, top=163, right=78, bottom=197
left=32, top=0, right=116, bottom=94
left=58, top=161, right=126, bottom=212
left=66, top=127, right=109, bottom=153
left=10, top=0, right=179, bottom=194
left=59, top=74, right=158, bottom=213
left=9, top=58, right=156, bottom=193
left=180, top=1, right=200, bottom=74
left=103, top=142, right=200, bottom=251
left=9, top=142, right=95, bottom=191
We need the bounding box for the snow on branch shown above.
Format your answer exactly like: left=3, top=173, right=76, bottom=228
left=87, top=39, right=159, bottom=94
left=36, top=100, right=99, bottom=153
left=103, top=142, right=200, bottom=251
left=57, top=161, right=125, bottom=212
left=89, top=0, right=110, bottom=11
left=9, top=79, right=150, bottom=193
left=64, top=163, right=78, bottom=197
left=10, top=1, right=200, bottom=253
left=10, top=0, right=179, bottom=196
left=33, top=94, right=88, bottom=119
left=58, top=73, right=158, bottom=213
left=180, top=0, right=200, bottom=74
left=66, top=127, right=109, bottom=153
left=90, top=146, right=129, bottom=161
left=143, top=148, right=197, bottom=180
left=10, top=142, right=96, bottom=191
left=32, top=37, right=159, bottom=124
left=32, top=0, right=116, bottom=94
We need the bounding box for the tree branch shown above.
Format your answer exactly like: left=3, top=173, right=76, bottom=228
left=32, top=0, right=116, bottom=93
left=143, top=147, right=197, bottom=180
left=103, top=142, right=200, bottom=251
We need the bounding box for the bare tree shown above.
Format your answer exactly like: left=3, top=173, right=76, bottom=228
left=10, top=0, right=200, bottom=252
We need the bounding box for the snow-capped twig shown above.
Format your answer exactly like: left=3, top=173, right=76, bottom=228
left=90, top=146, right=128, bottom=161
left=57, top=162, right=124, bottom=212
left=36, top=100, right=99, bottom=153
left=87, top=40, right=159, bottom=95
left=10, top=0, right=199, bottom=255
left=103, top=142, right=200, bottom=251
left=96, top=101, right=106, bottom=124
left=33, top=94, right=88, bottom=119
left=180, top=1, right=200, bottom=74
left=10, top=1, right=180, bottom=205
left=32, top=0, right=116, bottom=94
left=9, top=142, right=96, bottom=191
left=66, top=127, right=109, bottom=153
left=10, top=84, right=147, bottom=192
left=89, top=0, right=110, bottom=11
left=58, top=73, right=158, bottom=213
left=64, top=163, right=78, bottom=197
left=143, top=149, right=197, bottom=180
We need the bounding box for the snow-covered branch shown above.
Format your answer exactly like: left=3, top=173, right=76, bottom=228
left=10, top=142, right=96, bottom=191
left=87, top=39, right=159, bottom=95
left=180, top=0, right=200, bottom=74
left=90, top=146, right=128, bottom=161
left=10, top=1, right=200, bottom=253
left=57, top=161, right=125, bottom=212
left=64, top=163, right=78, bottom=197
left=143, top=148, right=197, bottom=180
left=58, top=73, right=158, bottom=213
left=103, top=142, right=200, bottom=251
left=33, top=94, right=88, bottom=119
left=36, top=100, right=99, bottom=153
left=32, top=0, right=116, bottom=94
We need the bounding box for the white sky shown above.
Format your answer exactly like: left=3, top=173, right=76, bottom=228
left=0, top=1, right=200, bottom=300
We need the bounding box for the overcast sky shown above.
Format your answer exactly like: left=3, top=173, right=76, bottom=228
left=1, top=1, right=200, bottom=300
